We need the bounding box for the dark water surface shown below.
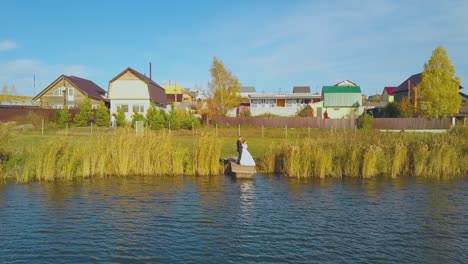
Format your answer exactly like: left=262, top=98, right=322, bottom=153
left=0, top=175, right=467, bottom=264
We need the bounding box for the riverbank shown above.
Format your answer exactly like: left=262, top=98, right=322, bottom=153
left=1, top=127, right=467, bottom=181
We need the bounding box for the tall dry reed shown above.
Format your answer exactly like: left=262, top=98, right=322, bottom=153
left=18, top=130, right=221, bottom=182
left=259, top=130, right=467, bottom=179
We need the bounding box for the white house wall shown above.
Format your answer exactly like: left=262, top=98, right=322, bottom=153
left=323, top=107, right=364, bottom=119
left=250, top=106, right=305, bottom=117
left=109, top=79, right=151, bottom=121
left=109, top=80, right=149, bottom=99
left=110, top=99, right=152, bottom=121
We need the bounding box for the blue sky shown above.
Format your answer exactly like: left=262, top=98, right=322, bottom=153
left=1, top=0, right=467, bottom=96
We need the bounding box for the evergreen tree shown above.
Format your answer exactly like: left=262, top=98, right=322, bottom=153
left=56, top=108, right=71, bottom=128
left=167, top=107, right=181, bottom=130
left=75, top=97, right=94, bottom=126
left=146, top=103, right=166, bottom=129
left=181, top=110, right=201, bottom=129
left=96, top=102, right=110, bottom=127
left=131, top=112, right=145, bottom=127
left=116, top=108, right=127, bottom=127
left=419, top=46, right=461, bottom=117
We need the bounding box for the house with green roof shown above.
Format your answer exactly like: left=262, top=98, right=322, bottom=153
left=319, top=86, right=363, bottom=119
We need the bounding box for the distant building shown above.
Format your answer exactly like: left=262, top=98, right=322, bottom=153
left=382, top=87, right=396, bottom=103
left=319, top=85, right=363, bottom=119
left=249, top=92, right=321, bottom=117
left=108, top=67, right=167, bottom=120
left=293, top=86, right=310, bottom=93
left=162, top=83, right=193, bottom=104
left=33, top=75, right=107, bottom=109
left=393, top=73, right=422, bottom=103
left=335, top=80, right=357, bottom=87
left=240, top=86, right=256, bottom=97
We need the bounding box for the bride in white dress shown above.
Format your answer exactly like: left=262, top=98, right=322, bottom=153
left=240, top=140, right=256, bottom=166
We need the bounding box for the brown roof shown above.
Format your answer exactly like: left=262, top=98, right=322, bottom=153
left=394, top=73, right=422, bottom=95
left=67, top=76, right=107, bottom=100
left=33, top=75, right=107, bottom=101
left=110, top=67, right=167, bottom=106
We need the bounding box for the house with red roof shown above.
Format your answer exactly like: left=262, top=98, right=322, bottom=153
left=108, top=67, right=167, bottom=120
left=33, top=75, right=108, bottom=109
left=382, top=86, right=396, bottom=103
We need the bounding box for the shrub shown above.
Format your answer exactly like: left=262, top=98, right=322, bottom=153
left=358, top=113, right=374, bottom=130
left=239, top=109, right=252, bottom=117
left=297, top=105, right=314, bottom=117
left=255, top=113, right=280, bottom=118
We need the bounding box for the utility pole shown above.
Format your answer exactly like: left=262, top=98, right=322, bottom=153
left=63, top=76, right=67, bottom=109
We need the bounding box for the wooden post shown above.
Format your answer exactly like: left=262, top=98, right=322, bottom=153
left=168, top=121, right=171, bottom=135
left=41, top=119, right=44, bottom=136
left=238, top=124, right=241, bottom=137
left=66, top=123, right=68, bottom=136
left=91, top=122, right=93, bottom=135
left=192, top=122, right=194, bottom=136
left=286, top=125, right=288, bottom=138
left=308, top=126, right=310, bottom=138
left=262, top=125, right=264, bottom=138
left=215, top=124, right=218, bottom=137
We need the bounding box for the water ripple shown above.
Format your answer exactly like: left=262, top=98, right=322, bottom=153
left=0, top=176, right=466, bottom=263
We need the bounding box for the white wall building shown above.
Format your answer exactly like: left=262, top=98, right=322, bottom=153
left=249, top=93, right=321, bottom=117
left=108, top=67, right=167, bottom=120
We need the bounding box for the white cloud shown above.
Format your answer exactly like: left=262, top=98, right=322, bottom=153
left=0, top=40, right=17, bottom=51
left=193, top=0, right=468, bottom=93
left=0, top=59, right=92, bottom=96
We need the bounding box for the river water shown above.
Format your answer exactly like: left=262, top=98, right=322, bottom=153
left=0, top=175, right=466, bottom=263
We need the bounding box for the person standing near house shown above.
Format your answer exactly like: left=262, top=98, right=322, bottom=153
left=236, top=136, right=243, bottom=164
left=111, top=113, right=116, bottom=127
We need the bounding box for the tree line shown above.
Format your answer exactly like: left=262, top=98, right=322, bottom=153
left=56, top=98, right=201, bottom=130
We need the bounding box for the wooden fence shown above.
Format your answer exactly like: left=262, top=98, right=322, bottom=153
left=0, top=107, right=81, bottom=123
left=0, top=108, right=452, bottom=130
left=211, top=117, right=452, bottom=130
left=373, top=118, right=451, bottom=130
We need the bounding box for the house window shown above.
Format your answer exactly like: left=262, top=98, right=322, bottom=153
left=68, top=88, right=74, bottom=97
left=132, top=104, right=145, bottom=113
left=53, top=104, right=63, bottom=109
left=116, top=104, right=129, bottom=112
left=53, top=87, right=64, bottom=96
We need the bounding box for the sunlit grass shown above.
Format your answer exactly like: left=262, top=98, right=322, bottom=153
left=3, top=126, right=468, bottom=181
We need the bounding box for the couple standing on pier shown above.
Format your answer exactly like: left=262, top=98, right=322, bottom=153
left=236, top=136, right=256, bottom=166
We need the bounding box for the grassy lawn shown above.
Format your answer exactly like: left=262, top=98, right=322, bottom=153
left=3, top=126, right=304, bottom=160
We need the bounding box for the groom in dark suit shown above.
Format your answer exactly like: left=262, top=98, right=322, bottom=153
left=236, top=136, right=243, bottom=164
